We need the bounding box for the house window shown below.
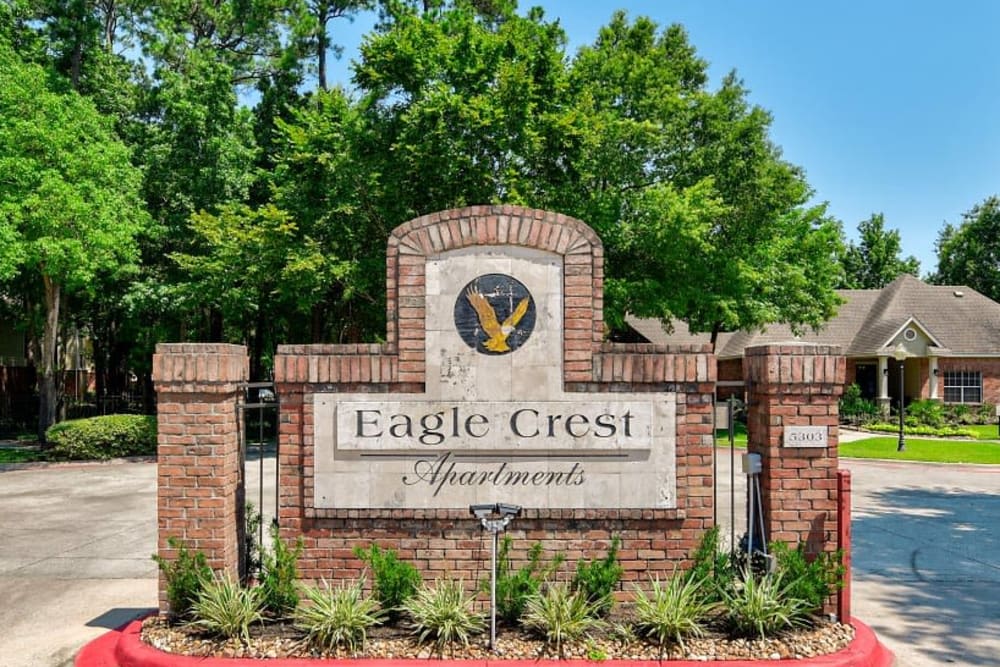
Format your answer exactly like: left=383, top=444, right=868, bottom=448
left=943, top=371, right=982, bottom=404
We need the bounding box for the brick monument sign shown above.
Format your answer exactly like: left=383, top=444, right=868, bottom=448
left=153, top=205, right=848, bottom=611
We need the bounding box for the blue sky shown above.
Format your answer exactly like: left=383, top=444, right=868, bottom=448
left=326, top=1, right=1000, bottom=276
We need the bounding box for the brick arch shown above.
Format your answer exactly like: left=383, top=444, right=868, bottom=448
left=384, top=205, right=605, bottom=384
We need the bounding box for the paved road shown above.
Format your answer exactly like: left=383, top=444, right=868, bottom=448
left=1, top=449, right=997, bottom=666
left=714, top=445, right=1000, bottom=667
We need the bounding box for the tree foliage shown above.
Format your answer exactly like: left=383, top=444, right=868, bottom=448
left=840, top=213, right=920, bottom=289
left=932, top=196, right=1000, bottom=301
left=0, top=43, right=147, bottom=438
left=1, top=0, right=859, bottom=434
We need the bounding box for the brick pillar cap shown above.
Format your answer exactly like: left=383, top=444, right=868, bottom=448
left=745, top=342, right=843, bottom=356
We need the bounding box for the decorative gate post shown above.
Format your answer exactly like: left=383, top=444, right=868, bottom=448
left=743, top=344, right=846, bottom=557
left=152, top=343, right=248, bottom=611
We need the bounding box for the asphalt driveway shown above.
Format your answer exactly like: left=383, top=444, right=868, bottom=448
left=0, top=451, right=997, bottom=666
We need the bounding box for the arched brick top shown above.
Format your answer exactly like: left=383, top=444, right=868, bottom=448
left=388, top=205, right=603, bottom=257
left=385, top=205, right=605, bottom=383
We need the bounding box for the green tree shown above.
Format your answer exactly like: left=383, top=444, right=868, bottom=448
left=0, top=45, right=147, bottom=440
left=932, top=196, right=1000, bottom=301
left=840, top=213, right=919, bottom=289
left=559, top=12, right=844, bottom=343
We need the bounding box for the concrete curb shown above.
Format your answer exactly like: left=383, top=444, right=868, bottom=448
left=76, top=618, right=893, bottom=667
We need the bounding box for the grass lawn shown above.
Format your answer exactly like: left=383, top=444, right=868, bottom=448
left=836, top=437, right=1000, bottom=464
left=962, top=424, right=1000, bottom=441
left=0, top=447, right=44, bottom=464
left=716, top=422, right=748, bottom=447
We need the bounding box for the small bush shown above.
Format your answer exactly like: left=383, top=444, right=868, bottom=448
left=770, top=542, right=844, bottom=614
left=839, top=384, right=878, bottom=423
left=244, top=503, right=262, bottom=579
left=489, top=537, right=565, bottom=624
left=152, top=537, right=212, bottom=621
left=722, top=570, right=812, bottom=639
left=633, top=574, right=717, bottom=650
left=190, top=572, right=264, bottom=642
left=46, top=414, right=156, bottom=460
left=522, top=582, right=602, bottom=656
left=294, top=578, right=384, bottom=654
left=354, top=544, right=421, bottom=623
left=260, top=526, right=304, bottom=618
left=687, top=525, right=737, bottom=601
left=403, top=578, right=485, bottom=655
left=906, top=399, right=945, bottom=428
left=866, top=422, right=976, bottom=438
left=571, top=536, right=623, bottom=616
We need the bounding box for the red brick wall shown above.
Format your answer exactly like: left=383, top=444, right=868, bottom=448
left=938, top=357, right=1000, bottom=406
left=743, top=344, right=845, bottom=556
left=152, top=343, right=248, bottom=611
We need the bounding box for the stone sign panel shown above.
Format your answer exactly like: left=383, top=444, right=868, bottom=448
left=311, top=245, right=678, bottom=509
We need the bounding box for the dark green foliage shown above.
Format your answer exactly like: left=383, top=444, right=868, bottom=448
left=354, top=544, right=422, bottom=623
left=838, top=384, right=879, bottom=424
left=571, top=536, right=623, bottom=616
left=151, top=537, right=212, bottom=621
left=769, top=542, right=844, bottom=614
left=244, top=502, right=262, bottom=579
left=45, top=414, right=156, bottom=460
left=488, top=537, right=565, bottom=624
left=686, top=526, right=736, bottom=601
left=905, top=399, right=945, bottom=428
left=259, top=526, right=304, bottom=618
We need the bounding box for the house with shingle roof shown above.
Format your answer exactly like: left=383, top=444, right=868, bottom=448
left=628, top=275, right=1000, bottom=411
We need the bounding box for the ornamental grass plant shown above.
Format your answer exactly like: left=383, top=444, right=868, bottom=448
left=189, top=572, right=265, bottom=643
left=632, top=573, right=718, bottom=650
left=402, top=578, right=485, bottom=655
left=293, top=578, right=384, bottom=654
left=522, top=582, right=603, bottom=656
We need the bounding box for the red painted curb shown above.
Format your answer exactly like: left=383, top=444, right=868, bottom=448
left=76, top=618, right=893, bottom=667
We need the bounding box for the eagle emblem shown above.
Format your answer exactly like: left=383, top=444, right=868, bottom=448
left=454, top=274, right=535, bottom=355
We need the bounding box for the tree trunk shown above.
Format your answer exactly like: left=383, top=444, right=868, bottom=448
left=38, top=276, right=61, bottom=444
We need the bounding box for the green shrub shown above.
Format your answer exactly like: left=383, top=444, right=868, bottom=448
left=152, top=537, right=212, bottom=621
left=190, top=572, right=264, bottom=642
left=402, top=578, right=485, bottom=655
left=244, top=503, right=262, bottom=579
left=46, top=414, right=156, bottom=460
left=633, top=574, right=718, bottom=650
left=866, top=422, right=976, bottom=438
left=260, top=526, right=303, bottom=618
left=770, top=542, right=844, bottom=613
left=294, top=578, right=384, bottom=654
left=354, top=544, right=421, bottom=623
left=906, top=399, right=945, bottom=427
left=571, top=536, right=623, bottom=616
left=686, top=526, right=737, bottom=601
left=522, top=582, right=602, bottom=656
left=839, top=384, right=878, bottom=423
left=721, top=570, right=812, bottom=639
left=976, top=403, right=996, bottom=424
left=488, top=537, right=565, bottom=624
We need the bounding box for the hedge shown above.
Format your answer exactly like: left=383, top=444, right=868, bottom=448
left=45, top=414, right=157, bottom=460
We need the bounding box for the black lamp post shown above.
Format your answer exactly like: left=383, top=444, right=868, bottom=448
left=893, top=343, right=908, bottom=452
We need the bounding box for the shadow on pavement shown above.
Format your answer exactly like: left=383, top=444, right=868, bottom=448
left=852, top=487, right=1000, bottom=666
left=86, top=607, right=156, bottom=631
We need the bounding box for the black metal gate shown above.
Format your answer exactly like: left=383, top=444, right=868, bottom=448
left=238, top=381, right=279, bottom=581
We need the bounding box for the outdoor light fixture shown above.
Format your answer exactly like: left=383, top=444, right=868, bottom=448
left=470, top=503, right=522, bottom=650
left=893, top=342, right=909, bottom=452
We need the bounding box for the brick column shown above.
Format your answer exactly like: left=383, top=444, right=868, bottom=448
left=743, top=344, right=845, bottom=557
left=153, top=343, right=248, bottom=611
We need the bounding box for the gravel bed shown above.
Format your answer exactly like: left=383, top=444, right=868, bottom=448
left=142, top=615, right=854, bottom=661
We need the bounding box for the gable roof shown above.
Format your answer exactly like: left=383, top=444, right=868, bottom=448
left=627, top=275, right=1000, bottom=359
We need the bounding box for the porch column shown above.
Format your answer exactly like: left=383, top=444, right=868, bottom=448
left=877, top=355, right=890, bottom=416
left=929, top=356, right=939, bottom=399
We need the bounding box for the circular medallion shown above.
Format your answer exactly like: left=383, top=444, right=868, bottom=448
left=454, top=273, right=535, bottom=355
